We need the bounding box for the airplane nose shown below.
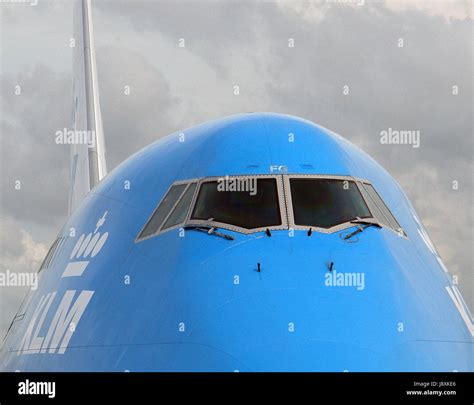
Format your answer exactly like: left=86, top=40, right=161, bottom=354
left=173, top=231, right=410, bottom=371
left=182, top=286, right=386, bottom=371
left=128, top=230, right=464, bottom=371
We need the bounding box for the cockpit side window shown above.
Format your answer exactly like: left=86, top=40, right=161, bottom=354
left=357, top=183, right=390, bottom=228
left=39, top=236, right=66, bottom=273
left=162, top=182, right=197, bottom=230
left=289, top=178, right=371, bottom=228
left=359, top=183, right=402, bottom=233
left=191, top=178, right=281, bottom=229
left=138, top=183, right=187, bottom=239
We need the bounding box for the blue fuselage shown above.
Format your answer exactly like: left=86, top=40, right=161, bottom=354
left=1, top=113, right=472, bottom=371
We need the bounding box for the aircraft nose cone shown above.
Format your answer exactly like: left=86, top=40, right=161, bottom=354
left=183, top=286, right=386, bottom=371
left=172, top=231, right=406, bottom=371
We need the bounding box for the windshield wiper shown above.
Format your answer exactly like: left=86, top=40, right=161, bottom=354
left=343, top=218, right=382, bottom=240
left=184, top=224, right=234, bottom=241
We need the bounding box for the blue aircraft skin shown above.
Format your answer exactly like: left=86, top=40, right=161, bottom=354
left=1, top=113, right=472, bottom=371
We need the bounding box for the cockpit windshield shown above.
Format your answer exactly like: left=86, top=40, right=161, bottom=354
left=136, top=174, right=404, bottom=241
left=289, top=178, right=371, bottom=228
left=191, top=178, right=281, bottom=229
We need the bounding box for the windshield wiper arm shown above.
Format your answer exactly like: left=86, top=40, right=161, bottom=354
left=344, top=218, right=382, bottom=240
left=349, top=217, right=382, bottom=227
left=184, top=225, right=234, bottom=241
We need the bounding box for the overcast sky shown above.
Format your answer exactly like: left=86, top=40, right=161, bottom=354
left=0, top=0, right=472, bottom=338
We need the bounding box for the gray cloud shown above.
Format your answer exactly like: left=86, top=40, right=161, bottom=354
left=97, top=46, right=179, bottom=168
left=1, top=67, right=70, bottom=227
left=0, top=215, right=47, bottom=337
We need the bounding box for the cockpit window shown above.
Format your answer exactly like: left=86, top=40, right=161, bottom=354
left=138, top=183, right=187, bottom=239
left=191, top=178, right=281, bottom=229
left=359, top=183, right=402, bottom=232
left=162, top=182, right=197, bottom=230
left=39, top=236, right=66, bottom=272
left=290, top=178, right=371, bottom=228
left=136, top=175, right=405, bottom=241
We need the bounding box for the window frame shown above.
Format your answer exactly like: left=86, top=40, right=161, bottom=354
left=136, top=174, right=406, bottom=241
left=357, top=181, right=406, bottom=237
left=186, top=174, right=289, bottom=234
left=283, top=174, right=378, bottom=234
left=135, top=178, right=200, bottom=242
left=39, top=236, right=67, bottom=273
left=162, top=182, right=199, bottom=231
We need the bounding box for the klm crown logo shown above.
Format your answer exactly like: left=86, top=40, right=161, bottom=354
left=62, top=211, right=109, bottom=278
